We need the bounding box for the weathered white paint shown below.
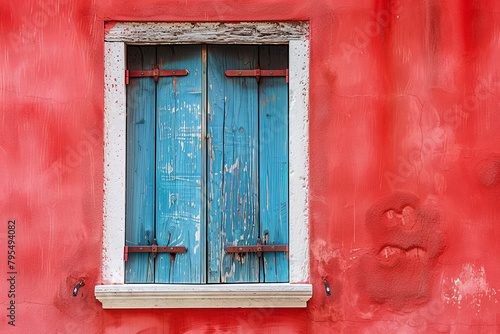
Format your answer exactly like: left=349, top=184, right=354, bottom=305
left=103, top=41, right=126, bottom=284
left=95, top=283, right=312, bottom=308
left=289, top=39, right=310, bottom=283
left=101, top=21, right=310, bottom=307
left=105, top=22, right=309, bottom=44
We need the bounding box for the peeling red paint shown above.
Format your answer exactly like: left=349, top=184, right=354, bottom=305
left=104, top=21, right=118, bottom=35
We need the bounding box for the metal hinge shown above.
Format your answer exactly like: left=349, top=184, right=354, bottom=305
left=124, top=238, right=187, bottom=261
left=225, top=63, right=289, bottom=83
left=126, top=64, right=189, bottom=84
left=225, top=237, right=288, bottom=258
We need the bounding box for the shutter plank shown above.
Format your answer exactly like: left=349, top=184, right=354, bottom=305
left=259, top=45, right=289, bottom=282
left=207, top=45, right=260, bottom=283
left=155, top=45, right=202, bottom=283
left=125, top=46, right=156, bottom=283
left=206, top=45, right=225, bottom=283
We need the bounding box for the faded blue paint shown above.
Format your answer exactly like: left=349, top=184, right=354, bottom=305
left=259, top=45, right=289, bottom=282
left=125, top=46, right=156, bottom=283
left=208, top=45, right=260, bottom=283
left=156, top=45, right=202, bottom=283
left=206, top=46, right=224, bottom=283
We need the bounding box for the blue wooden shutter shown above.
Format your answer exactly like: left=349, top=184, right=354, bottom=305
left=126, top=45, right=202, bottom=283
left=126, top=45, right=287, bottom=284
left=207, top=45, right=289, bottom=283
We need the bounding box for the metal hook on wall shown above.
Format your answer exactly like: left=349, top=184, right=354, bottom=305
left=323, top=278, right=331, bottom=296
left=73, top=280, right=85, bottom=297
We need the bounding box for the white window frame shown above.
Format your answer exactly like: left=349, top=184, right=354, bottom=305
left=96, top=22, right=311, bottom=309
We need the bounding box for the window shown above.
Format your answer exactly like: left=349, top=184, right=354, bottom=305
left=97, top=22, right=311, bottom=308
left=125, top=44, right=289, bottom=284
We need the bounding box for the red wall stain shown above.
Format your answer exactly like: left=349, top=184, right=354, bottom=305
left=2, top=0, right=500, bottom=333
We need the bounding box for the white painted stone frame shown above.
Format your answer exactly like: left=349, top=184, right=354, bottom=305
left=97, top=22, right=310, bottom=309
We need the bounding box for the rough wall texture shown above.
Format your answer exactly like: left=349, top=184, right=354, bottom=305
left=1, top=0, right=500, bottom=333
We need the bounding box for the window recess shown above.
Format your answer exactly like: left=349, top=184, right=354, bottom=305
left=97, top=21, right=311, bottom=309
left=125, top=44, right=289, bottom=284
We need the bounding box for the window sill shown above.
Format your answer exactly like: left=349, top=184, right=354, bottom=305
left=95, top=283, right=312, bottom=309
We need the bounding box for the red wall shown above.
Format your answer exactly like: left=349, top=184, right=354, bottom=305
left=2, top=0, right=500, bottom=333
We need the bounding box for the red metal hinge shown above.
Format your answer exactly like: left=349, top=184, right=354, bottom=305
left=225, top=63, right=289, bottom=83
left=225, top=237, right=288, bottom=258
left=125, top=64, right=189, bottom=84
left=124, top=238, right=187, bottom=261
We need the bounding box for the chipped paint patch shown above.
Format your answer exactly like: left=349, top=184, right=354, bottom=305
left=443, top=264, right=498, bottom=312
left=225, top=157, right=239, bottom=173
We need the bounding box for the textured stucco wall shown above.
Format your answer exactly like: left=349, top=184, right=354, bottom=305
left=1, top=0, right=500, bottom=332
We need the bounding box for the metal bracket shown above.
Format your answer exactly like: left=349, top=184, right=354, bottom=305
left=124, top=238, right=187, bottom=261
left=126, top=64, right=189, bottom=84
left=225, top=63, right=289, bottom=83
left=225, top=238, right=288, bottom=258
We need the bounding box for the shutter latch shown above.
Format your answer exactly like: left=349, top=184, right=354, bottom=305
left=225, top=237, right=288, bottom=258
left=126, top=64, right=189, bottom=84
left=225, top=63, right=289, bottom=83
left=124, top=238, right=187, bottom=261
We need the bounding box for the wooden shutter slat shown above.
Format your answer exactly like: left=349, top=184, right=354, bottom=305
left=258, top=45, right=289, bottom=282
left=207, top=45, right=260, bottom=283
left=206, top=45, right=225, bottom=283
left=125, top=46, right=157, bottom=283
left=155, top=45, right=203, bottom=283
